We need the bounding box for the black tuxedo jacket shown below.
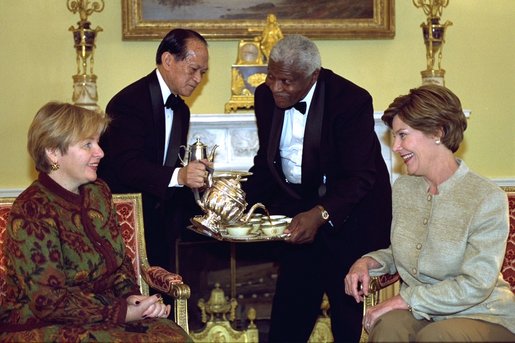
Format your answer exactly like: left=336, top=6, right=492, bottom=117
left=99, top=70, right=189, bottom=200
left=98, top=70, right=196, bottom=269
left=243, top=68, right=392, bottom=259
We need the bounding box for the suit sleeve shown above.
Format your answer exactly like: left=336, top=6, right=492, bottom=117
left=321, top=84, right=385, bottom=228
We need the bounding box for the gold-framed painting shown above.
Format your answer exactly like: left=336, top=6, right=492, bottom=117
left=122, top=0, right=395, bottom=40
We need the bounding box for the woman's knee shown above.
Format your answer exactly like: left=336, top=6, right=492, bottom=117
left=369, top=310, right=424, bottom=342
left=416, top=318, right=515, bottom=342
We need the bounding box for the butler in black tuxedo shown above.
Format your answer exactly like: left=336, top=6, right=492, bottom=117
left=98, top=29, right=210, bottom=272
left=242, top=35, right=392, bottom=342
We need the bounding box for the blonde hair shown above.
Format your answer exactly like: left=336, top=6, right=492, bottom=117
left=28, top=102, right=110, bottom=173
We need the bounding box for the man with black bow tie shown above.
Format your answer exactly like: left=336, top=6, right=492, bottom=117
left=98, top=28, right=209, bottom=272
left=242, top=34, right=392, bottom=342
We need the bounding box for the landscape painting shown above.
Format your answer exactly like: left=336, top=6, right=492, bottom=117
left=122, top=0, right=395, bottom=40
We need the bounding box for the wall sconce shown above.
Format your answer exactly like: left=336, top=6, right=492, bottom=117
left=413, top=0, right=452, bottom=86
left=67, top=0, right=104, bottom=110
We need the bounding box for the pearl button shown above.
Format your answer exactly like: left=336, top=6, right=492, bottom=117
left=427, top=194, right=432, bottom=201
left=416, top=243, right=422, bottom=250
left=412, top=268, right=417, bottom=274
left=423, top=218, right=428, bottom=225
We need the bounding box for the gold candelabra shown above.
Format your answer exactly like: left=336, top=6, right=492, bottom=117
left=413, top=0, right=452, bottom=86
left=67, top=0, right=104, bottom=110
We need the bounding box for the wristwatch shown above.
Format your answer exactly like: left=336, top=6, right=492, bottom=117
left=317, top=205, right=330, bottom=221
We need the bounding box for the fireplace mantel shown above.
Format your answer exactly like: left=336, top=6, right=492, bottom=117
left=189, top=112, right=400, bottom=181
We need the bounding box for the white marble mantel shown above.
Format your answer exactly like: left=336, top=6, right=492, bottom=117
left=189, top=112, right=401, bottom=182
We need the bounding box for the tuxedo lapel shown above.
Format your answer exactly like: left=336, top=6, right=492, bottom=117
left=148, top=73, right=167, bottom=164
left=302, top=80, right=324, bottom=189
left=148, top=71, right=185, bottom=168
left=267, top=106, right=283, bottom=166
left=165, top=105, right=184, bottom=167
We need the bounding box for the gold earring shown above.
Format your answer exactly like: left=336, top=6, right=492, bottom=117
left=50, top=162, right=60, bottom=171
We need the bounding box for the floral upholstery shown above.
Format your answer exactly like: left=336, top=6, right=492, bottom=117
left=0, top=193, right=190, bottom=333
left=0, top=201, right=11, bottom=304
left=503, top=190, right=515, bottom=291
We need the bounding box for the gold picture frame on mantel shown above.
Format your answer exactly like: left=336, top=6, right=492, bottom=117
left=122, top=0, right=395, bottom=40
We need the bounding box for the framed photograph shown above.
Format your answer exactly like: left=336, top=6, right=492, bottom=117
left=122, top=0, right=395, bottom=40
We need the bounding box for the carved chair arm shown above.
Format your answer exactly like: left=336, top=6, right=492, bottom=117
left=369, top=273, right=400, bottom=293
left=141, top=265, right=191, bottom=300
left=359, top=273, right=401, bottom=343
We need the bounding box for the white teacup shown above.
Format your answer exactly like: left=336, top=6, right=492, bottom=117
left=262, top=214, right=286, bottom=225
left=248, top=217, right=262, bottom=233
left=226, top=225, right=251, bottom=237
left=261, top=223, right=286, bottom=237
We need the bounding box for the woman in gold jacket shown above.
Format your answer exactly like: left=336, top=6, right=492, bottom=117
left=345, top=85, right=514, bottom=342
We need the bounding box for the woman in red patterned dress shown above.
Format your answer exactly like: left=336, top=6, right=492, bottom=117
left=0, top=102, right=190, bottom=342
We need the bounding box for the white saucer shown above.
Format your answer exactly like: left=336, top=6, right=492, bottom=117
left=223, top=233, right=258, bottom=240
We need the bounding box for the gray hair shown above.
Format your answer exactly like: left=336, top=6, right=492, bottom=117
left=269, top=34, right=321, bottom=76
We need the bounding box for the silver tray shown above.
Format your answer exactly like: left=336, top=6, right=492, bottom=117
left=188, top=217, right=290, bottom=243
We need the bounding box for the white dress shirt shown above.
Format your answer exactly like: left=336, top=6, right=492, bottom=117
left=156, top=69, right=181, bottom=187
left=279, top=83, right=316, bottom=184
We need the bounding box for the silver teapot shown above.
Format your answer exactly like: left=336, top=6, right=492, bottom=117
left=179, top=137, right=218, bottom=167
left=179, top=137, right=218, bottom=201
left=191, top=172, right=267, bottom=236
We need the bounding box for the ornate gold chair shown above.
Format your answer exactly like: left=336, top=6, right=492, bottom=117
left=0, top=193, right=190, bottom=333
left=358, top=186, right=515, bottom=342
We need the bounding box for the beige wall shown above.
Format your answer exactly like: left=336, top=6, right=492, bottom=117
left=1, top=0, right=514, bottom=189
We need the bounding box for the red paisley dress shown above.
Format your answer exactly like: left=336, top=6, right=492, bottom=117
left=0, top=173, right=190, bottom=342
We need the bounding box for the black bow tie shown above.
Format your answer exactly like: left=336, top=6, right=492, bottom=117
left=290, top=101, right=307, bottom=114
left=164, top=93, right=184, bottom=110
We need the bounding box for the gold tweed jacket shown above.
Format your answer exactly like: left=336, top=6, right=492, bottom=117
left=366, top=160, right=515, bottom=333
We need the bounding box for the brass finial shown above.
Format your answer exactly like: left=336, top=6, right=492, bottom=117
left=413, top=0, right=449, bottom=19
left=67, top=0, right=104, bottom=109
left=67, top=0, right=105, bottom=22
left=413, top=0, right=452, bottom=85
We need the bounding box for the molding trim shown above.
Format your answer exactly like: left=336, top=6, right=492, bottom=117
left=0, top=189, right=24, bottom=197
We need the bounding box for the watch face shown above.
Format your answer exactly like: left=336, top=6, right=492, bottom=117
left=240, top=43, right=259, bottom=62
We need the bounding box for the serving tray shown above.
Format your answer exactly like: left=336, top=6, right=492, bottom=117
left=188, top=216, right=291, bottom=243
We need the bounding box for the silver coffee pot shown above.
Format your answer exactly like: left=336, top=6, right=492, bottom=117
left=191, top=172, right=267, bottom=236
left=179, top=137, right=218, bottom=201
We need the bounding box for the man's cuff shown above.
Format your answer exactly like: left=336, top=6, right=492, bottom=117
left=169, top=168, right=183, bottom=187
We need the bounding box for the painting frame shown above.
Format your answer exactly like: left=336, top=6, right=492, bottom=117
left=122, top=0, right=395, bottom=40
